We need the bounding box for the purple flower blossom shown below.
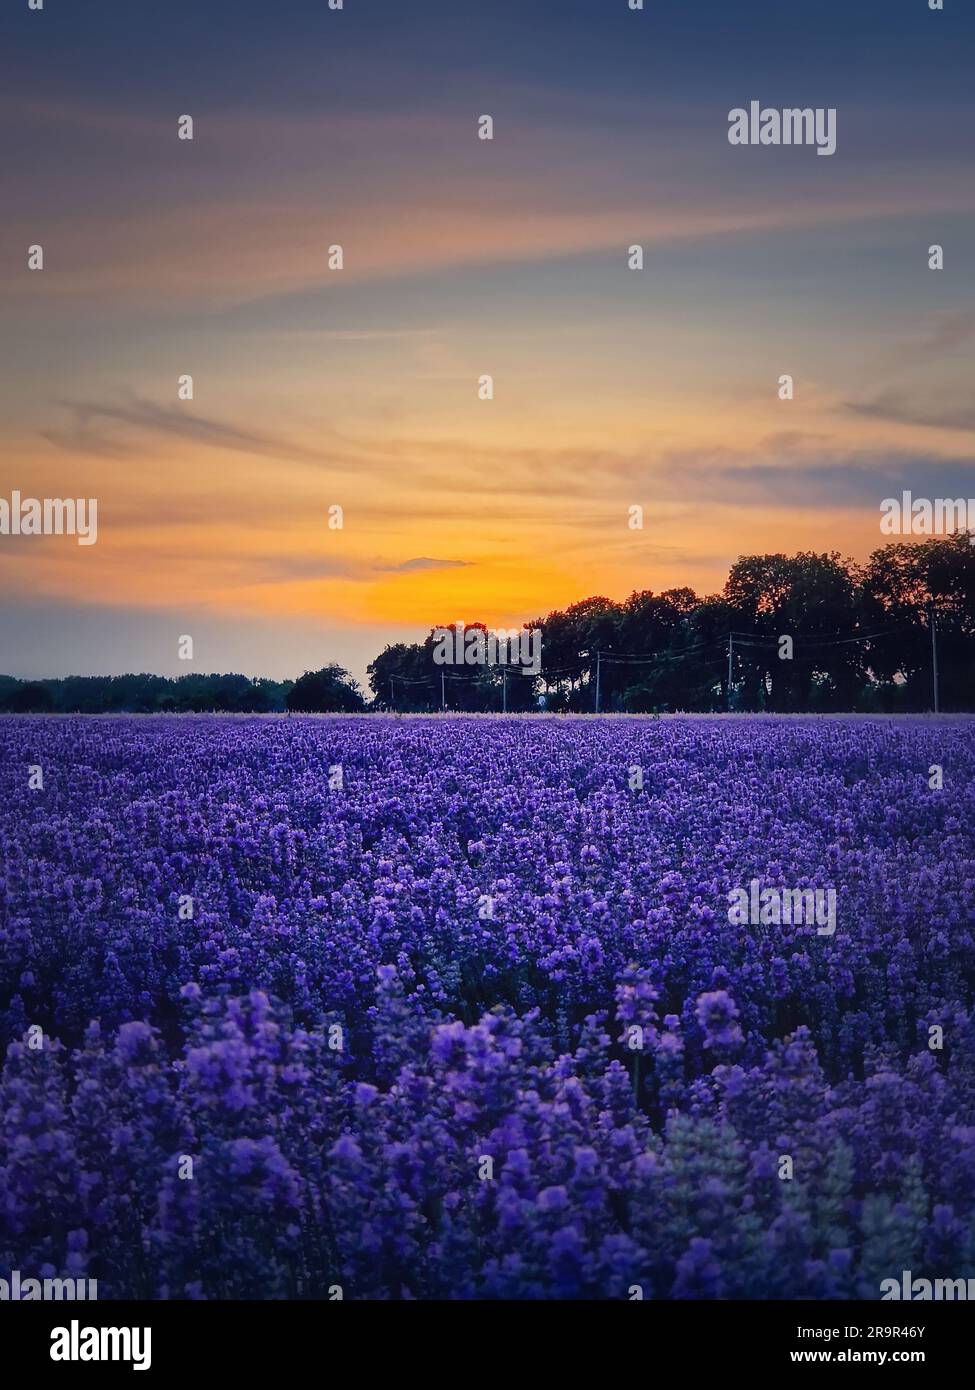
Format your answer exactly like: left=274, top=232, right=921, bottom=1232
left=0, top=714, right=973, bottom=1298
left=695, top=991, right=744, bottom=1049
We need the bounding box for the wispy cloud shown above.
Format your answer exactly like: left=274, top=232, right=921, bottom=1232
left=377, top=557, right=472, bottom=574
left=656, top=448, right=975, bottom=508
left=912, top=311, right=975, bottom=360
left=844, top=392, right=975, bottom=434
left=42, top=395, right=327, bottom=463
left=7, top=91, right=974, bottom=312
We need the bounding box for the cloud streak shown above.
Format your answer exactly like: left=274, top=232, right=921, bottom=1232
left=376, top=557, right=472, bottom=574
left=844, top=393, right=975, bottom=435
left=42, top=396, right=327, bottom=463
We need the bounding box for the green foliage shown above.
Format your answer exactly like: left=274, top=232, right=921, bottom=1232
left=0, top=673, right=294, bottom=715
left=528, top=537, right=974, bottom=713
left=285, top=665, right=365, bottom=714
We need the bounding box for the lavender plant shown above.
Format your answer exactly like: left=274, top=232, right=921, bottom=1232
left=1, top=716, right=973, bottom=1297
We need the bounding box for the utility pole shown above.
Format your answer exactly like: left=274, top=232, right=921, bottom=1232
left=502, top=666, right=507, bottom=714
left=727, top=634, right=734, bottom=712
left=390, top=677, right=395, bottom=710
left=595, top=651, right=602, bottom=714
left=929, top=604, right=939, bottom=714
left=441, top=669, right=446, bottom=712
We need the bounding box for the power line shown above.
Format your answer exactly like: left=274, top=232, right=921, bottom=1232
left=596, top=638, right=723, bottom=662
left=383, top=615, right=947, bottom=710
left=727, top=623, right=914, bottom=648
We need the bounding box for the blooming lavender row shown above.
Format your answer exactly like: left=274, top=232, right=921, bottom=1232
left=1, top=715, right=973, bottom=1299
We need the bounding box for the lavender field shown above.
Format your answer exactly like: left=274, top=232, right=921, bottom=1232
left=1, top=715, right=974, bottom=1300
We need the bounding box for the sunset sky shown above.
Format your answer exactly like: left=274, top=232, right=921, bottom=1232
left=2, top=0, right=973, bottom=686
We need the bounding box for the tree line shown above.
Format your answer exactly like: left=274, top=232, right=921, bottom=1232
left=368, top=536, right=974, bottom=714
left=2, top=536, right=972, bottom=714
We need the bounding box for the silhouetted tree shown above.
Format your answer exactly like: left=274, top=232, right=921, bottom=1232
left=724, top=552, right=864, bottom=711
left=286, top=665, right=365, bottom=713
left=9, top=681, right=54, bottom=713
left=861, top=533, right=975, bottom=710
